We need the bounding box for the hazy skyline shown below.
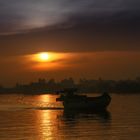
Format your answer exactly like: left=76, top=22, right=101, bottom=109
left=0, top=0, right=140, bottom=86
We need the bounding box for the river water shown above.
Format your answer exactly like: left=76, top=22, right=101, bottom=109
left=0, top=94, right=139, bottom=140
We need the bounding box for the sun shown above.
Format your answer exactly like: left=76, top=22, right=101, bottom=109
left=29, top=51, right=67, bottom=64
left=27, top=52, right=70, bottom=70
left=37, top=52, right=50, bottom=62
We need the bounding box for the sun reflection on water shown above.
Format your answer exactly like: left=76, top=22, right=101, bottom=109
left=34, top=94, right=63, bottom=139
left=36, top=110, right=63, bottom=140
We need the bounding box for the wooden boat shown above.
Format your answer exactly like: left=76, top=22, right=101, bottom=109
left=56, top=89, right=111, bottom=110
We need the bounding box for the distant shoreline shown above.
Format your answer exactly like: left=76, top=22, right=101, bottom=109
left=0, top=77, right=140, bottom=94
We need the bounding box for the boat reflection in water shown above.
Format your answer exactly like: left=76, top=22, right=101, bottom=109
left=62, top=109, right=111, bottom=121
left=57, top=110, right=111, bottom=139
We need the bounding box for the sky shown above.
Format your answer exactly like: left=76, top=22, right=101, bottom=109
left=0, top=0, right=140, bottom=86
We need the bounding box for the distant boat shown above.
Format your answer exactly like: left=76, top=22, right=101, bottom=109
left=56, top=89, right=111, bottom=110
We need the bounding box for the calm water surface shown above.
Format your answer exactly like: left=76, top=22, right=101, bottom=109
left=0, top=94, right=139, bottom=140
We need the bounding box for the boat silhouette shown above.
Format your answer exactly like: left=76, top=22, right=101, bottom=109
left=56, top=88, right=111, bottom=110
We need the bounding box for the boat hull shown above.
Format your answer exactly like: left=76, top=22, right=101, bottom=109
left=63, top=94, right=111, bottom=110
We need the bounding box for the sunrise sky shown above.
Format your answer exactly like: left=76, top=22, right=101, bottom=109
left=0, top=0, right=140, bottom=86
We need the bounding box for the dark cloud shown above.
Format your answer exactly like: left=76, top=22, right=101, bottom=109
left=0, top=0, right=140, bottom=34
left=0, top=22, right=139, bottom=56
left=0, top=0, right=139, bottom=54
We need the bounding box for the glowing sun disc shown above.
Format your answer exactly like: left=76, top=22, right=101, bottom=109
left=38, top=52, right=50, bottom=62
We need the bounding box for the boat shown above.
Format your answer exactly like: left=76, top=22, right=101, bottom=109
left=56, top=89, right=111, bottom=110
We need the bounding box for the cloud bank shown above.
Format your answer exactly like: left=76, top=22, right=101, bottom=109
left=0, top=0, right=140, bottom=35
left=0, top=0, right=139, bottom=55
